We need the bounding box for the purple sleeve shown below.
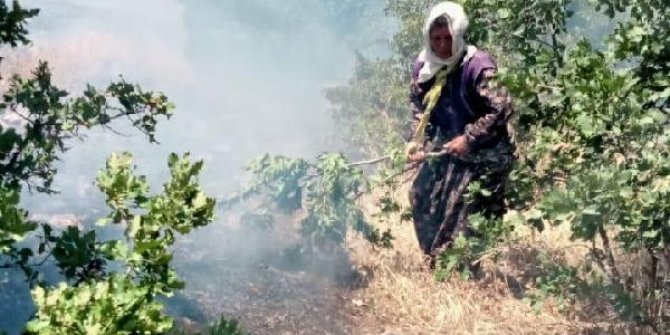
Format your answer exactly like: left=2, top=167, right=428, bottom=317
left=409, top=58, right=426, bottom=113
left=465, top=51, right=497, bottom=92
left=463, top=51, right=514, bottom=147
left=412, top=59, right=424, bottom=82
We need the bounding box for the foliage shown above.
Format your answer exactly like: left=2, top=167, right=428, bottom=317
left=434, top=233, right=478, bottom=281
left=434, top=212, right=513, bottom=281
left=26, top=275, right=172, bottom=335
left=0, top=0, right=38, bottom=47
left=524, top=254, right=585, bottom=313
left=225, top=153, right=394, bottom=251
left=0, top=184, right=35, bottom=254
left=1, top=62, right=174, bottom=193
left=18, top=153, right=216, bottom=335
left=522, top=252, right=644, bottom=321
left=0, top=3, right=222, bottom=334
left=465, top=0, right=670, bottom=329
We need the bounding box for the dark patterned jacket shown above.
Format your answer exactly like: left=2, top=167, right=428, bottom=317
left=409, top=50, right=515, bottom=152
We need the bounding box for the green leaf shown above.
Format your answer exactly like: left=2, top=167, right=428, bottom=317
left=24, top=320, right=49, bottom=333
left=497, top=8, right=511, bottom=19
left=642, top=230, right=659, bottom=239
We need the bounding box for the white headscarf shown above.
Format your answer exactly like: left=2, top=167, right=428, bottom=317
left=416, top=1, right=477, bottom=83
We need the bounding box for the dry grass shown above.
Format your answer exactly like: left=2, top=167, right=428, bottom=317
left=341, top=184, right=614, bottom=335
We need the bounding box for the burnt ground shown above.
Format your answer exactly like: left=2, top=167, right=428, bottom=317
left=168, top=219, right=371, bottom=335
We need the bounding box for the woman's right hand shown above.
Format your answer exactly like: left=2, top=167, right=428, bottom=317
left=405, top=141, right=426, bottom=162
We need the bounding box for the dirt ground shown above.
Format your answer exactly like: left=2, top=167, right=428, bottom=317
left=169, top=213, right=368, bottom=335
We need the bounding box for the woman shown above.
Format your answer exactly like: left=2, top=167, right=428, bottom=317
left=406, top=2, right=515, bottom=266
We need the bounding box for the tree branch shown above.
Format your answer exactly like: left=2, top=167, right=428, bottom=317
left=598, top=225, right=623, bottom=289
left=510, top=32, right=554, bottom=49
left=347, top=155, right=391, bottom=167
left=102, top=124, right=131, bottom=138
left=353, top=161, right=420, bottom=201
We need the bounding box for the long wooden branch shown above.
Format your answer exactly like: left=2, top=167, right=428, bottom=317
left=347, top=155, right=391, bottom=167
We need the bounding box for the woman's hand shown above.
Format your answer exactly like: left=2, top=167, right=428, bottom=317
left=444, top=135, right=470, bottom=156
left=405, top=141, right=426, bottom=162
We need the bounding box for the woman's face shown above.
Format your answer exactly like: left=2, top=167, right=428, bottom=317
left=429, top=26, right=453, bottom=59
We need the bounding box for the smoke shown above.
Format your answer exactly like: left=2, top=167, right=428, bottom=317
left=0, top=0, right=391, bottom=333
left=5, top=0, right=392, bottom=202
